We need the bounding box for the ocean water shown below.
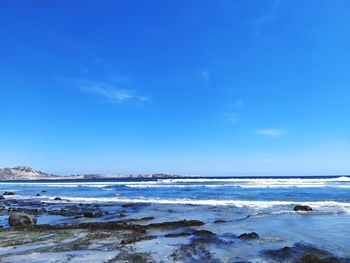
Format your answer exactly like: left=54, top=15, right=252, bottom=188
left=2, top=176, right=350, bottom=212
left=1, top=176, right=350, bottom=260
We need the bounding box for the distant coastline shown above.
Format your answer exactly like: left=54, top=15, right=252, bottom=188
left=0, top=166, right=180, bottom=180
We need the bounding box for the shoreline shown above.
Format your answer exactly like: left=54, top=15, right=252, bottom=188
left=1, top=195, right=350, bottom=262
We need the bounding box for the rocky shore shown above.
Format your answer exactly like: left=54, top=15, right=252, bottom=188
left=1, top=193, right=349, bottom=263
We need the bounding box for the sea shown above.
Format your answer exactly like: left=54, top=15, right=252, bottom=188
left=1, top=175, right=350, bottom=260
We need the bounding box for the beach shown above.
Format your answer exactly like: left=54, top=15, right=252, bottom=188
left=1, top=177, right=350, bottom=262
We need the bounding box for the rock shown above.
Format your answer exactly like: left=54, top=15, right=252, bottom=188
left=170, top=235, right=226, bottom=262
left=238, top=232, right=259, bottom=239
left=54, top=197, right=62, bottom=201
left=3, top=191, right=16, bottom=196
left=9, top=212, right=37, bottom=227
left=165, top=232, right=192, bottom=238
left=294, top=205, right=313, bottom=212
left=296, top=254, right=344, bottom=263
left=214, top=219, right=228, bottom=223
left=194, top=230, right=216, bottom=236
left=119, top=213, right=126, bottom=218
left=145, top=219, right=205, bottom=230
left=36, top=194, right=41, bottom=197
left=120, top=235, right=156, bottom=245
left=111, top=252, right=156, bottom=263
left=41, top=190, right=47, bottom=193
left=83, top=212, right=106, bottom=218
left=264, top=242, right=348, bottom=263
left=0, top=195, right=4, bottom=200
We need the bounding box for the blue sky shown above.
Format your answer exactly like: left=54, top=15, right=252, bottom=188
left=1, top=1, right=350, bottom=176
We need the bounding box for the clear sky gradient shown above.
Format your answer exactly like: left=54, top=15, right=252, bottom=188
left=1, top=1, right=350, bottom=176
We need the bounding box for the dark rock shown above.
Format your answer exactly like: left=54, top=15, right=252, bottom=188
left=238, top=232, right=259, bottom=239
left=41, top=190, right=47, bottom=193
left=54, top=197, right=62, bottom=201
left=294, top=205, right=313, bottom=211
left=3, top=191, right=16, bottom=196
left=122, top=203, right=139, bottom=208
left=145, top=219, right=205, bottom=230
left=109, top=252, right=156, bottom=263
left=32, top=220, right=146, bottom=234
left=9, top=212, right=37, bottom=227
left=36, top=194, right=41, bottom=197
left=0, top=195, right=4, bottom=200
left=214, top=219, right=228, bottom=223
left=83, top=212, right=105, bottom=218
left=119, top=213, right=126, bottom=218
left=120, top=235, right=156, bottom=245
left=170, top=237, right=222, bottom=262
left=296, top=254, right=345, bottom=263
left=8, top=207, right=46, bottom=215
left=194, top=230, right=216, bottom=236
left=264, top=242, right=348, bottom=263
left=165, top=232, right=192, bottom=238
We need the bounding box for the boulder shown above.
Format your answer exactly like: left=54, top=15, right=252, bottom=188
left=294, top=205, right=313, bottom=212
left=238, top=232, right=259, bottom=239
left=36, top=194, right=41, bottom=197
left=54, top=197, right=62, bottom=201
left=0, top=195, right=5, bottom=200
left=3, top=191, right=16, bottom=196
left=9, top=212, right=37, bottom=227
left=264, top=242, right=348, bottom=262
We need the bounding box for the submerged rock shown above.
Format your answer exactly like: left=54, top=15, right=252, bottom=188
left=36, top=194, right=41, bottom=197
left=170, top=234, right=225, bottom=263
left=9, top=212, right=37, bottom=227
left=109, top=252, right=156, bottom=263
left=3, top=191, right=16, bottom=196
left=83, top=211, right=106, bottom=218
left=145, top=219, right=205, bottom=230
left=120, top=235, right=156, bottom=245
left=165, top=232, right=192, bottom=238
left=214, top=219, right=228, bottom=224
left=264, top=242, right=348, bottom=263
left=294, top=205, right=313, bottom=212
left=194, top=230, right=216, bottom=236
left=54, top=197, right=62, bottom=201
left=239, top=232, right=259, bottom=240
left=119, top=212, right=126, bottom=218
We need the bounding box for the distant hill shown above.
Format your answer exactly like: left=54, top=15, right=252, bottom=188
left=0, top=166, right=179, bottom=180
left=0, top=166, right=56, bottom=180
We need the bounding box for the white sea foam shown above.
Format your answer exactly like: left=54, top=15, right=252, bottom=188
left=0, top=177, right=349, bottom=190
left=160, top=176, right=350, bottom=184
left=37, top=195, right=350, bottom=212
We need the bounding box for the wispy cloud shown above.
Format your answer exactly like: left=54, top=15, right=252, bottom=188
left=251, top=0, right=280, bottom=35
left=200, top=70, right=209, bottom=80
left=225, top=112, right=239, bottom=124
left=70, top=79, right=149, bottom=104
left=233, top=99, right=244, bottom=108
left=255, top=128, right=285, bottom=137
left=222, top=99, right=244, bottom=125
